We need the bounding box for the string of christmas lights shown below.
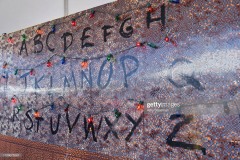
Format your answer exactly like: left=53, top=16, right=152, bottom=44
left=10, top=94, right=145, bottom=119
left=7, top=95, right=240, bottom=133
left=1, top=40, right=166, bottom=78
left=0, top=1, right=175, bottom=44
left=9, top=94, right=240, bottom=120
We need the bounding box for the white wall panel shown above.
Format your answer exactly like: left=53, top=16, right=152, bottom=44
left=0, top=0, right=115, bottom=34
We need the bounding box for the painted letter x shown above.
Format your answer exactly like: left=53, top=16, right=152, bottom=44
left=104, top=117, right=120, bottom=140
left=125, top=112, right=144, bottom=141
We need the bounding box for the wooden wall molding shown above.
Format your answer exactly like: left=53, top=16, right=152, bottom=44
left=0, top=134, right=130, bottom=160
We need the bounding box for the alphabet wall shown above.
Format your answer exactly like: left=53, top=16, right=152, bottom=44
left=0, top=0, right=239, bottom=159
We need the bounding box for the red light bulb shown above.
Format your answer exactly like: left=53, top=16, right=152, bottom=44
left=147, top=6, right=155, bottom=13
left=165, top=37, right=170, bottom=42
left=11, top=97, right=17, bottom=104
left=136, top=42, right=143, bottom=47
left=47, top=60, right=52, bottom=67
left=89, top=10, right=95, bottom=19
left=30, top=69, right=35, bottom=76
left=89, top=13, right=94, bottom=18
left=87, top=117, right=93, bottom=123
left=71, top=19, right=76, bottom=26
left=8, top=37, right=14, bottom=43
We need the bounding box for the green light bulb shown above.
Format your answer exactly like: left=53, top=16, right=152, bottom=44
left=18, top=104, right=23, bottom=111
left=147, top=42, right=158, bottom=49
left=115, top=14, right=120, bottom=21
left=107, top=54, right=113, bottom=61
left=22, top=34, right=27, bottom=41
left=14, top=69, right=18, bottom=75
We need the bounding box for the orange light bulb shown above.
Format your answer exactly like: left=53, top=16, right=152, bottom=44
left=36, top=28, right=43, bottom=35
left=34, top=111, right=40, bottom=118
left=81, top=60, right=88, bottom=69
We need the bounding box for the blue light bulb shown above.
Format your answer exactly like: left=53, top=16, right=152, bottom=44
left=169, top=0, right=180, bottom=4
left=52, top=25, right=56, bottom=32
left=61, top=57, right=66, bottom=64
